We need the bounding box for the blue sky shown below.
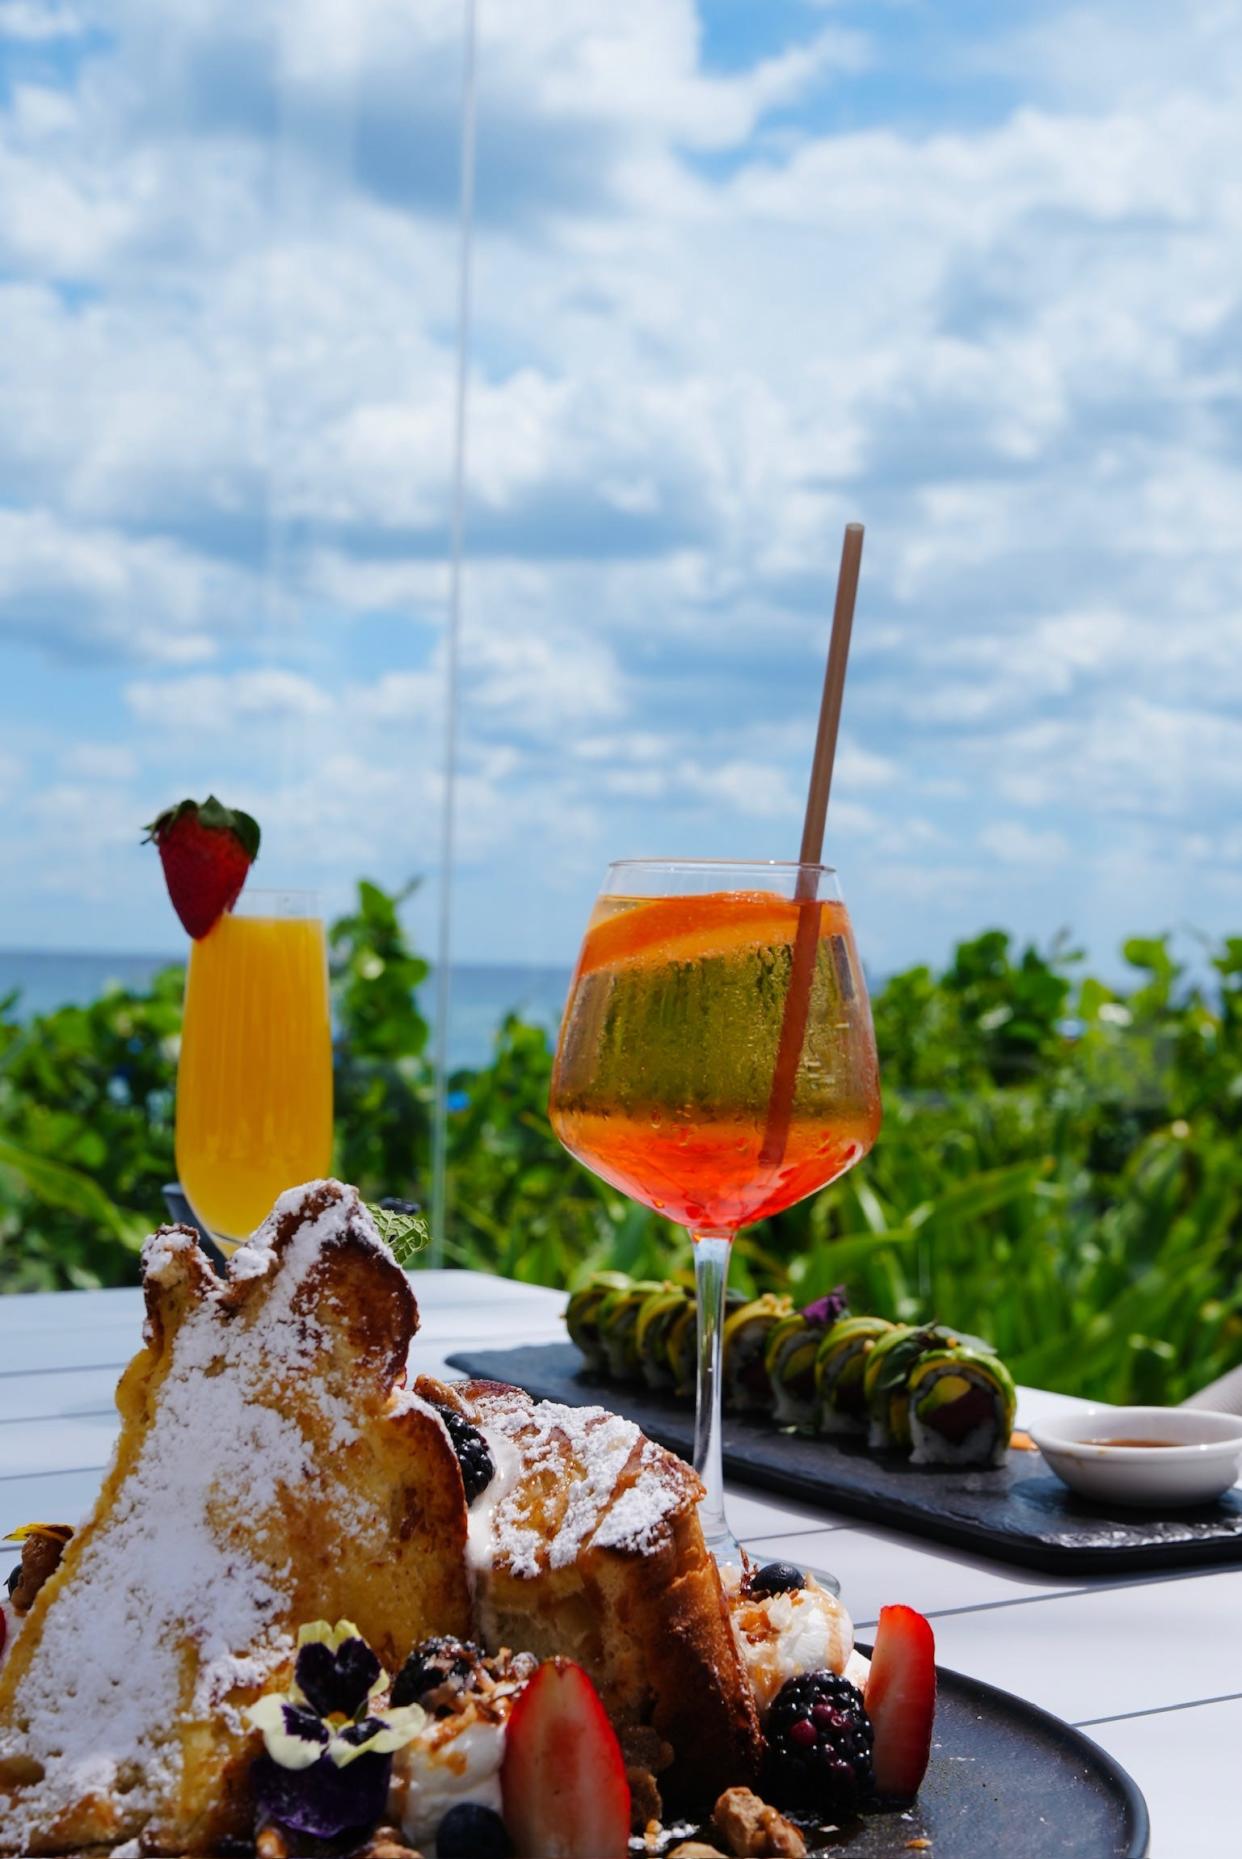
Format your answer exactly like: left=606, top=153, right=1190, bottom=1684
left=1, top=0, right=1241, bottom=980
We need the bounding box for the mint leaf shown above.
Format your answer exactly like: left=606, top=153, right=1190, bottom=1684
left=368, top=1203, right=430, bottom=1266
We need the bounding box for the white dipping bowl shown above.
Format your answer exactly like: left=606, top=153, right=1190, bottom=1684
left=1030, top=1406, right=1242, bottom=1508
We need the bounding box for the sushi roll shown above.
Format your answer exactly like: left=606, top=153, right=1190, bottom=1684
left=764, top=1288, right=849, bottom=1430
left=635, top=1284, right=692, bottom=1391
left=863, top=1323, right=961, bottom=1451
left=668, top=1288, right=747, bottom=1399
left=908, top=1348, right=1017, bottom=1468
left=566, top=1270, right=632, bottom=1373
left=597, top=1279, right=667, bottom=1380
left=723, top=1293, right=792, bottom=1413
left=815, top=1315, right=898, bottom=1436
left=667, top=1296, right=698, bottom=1399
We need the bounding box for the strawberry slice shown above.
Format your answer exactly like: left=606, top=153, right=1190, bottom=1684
left=143, top=795, right=260, bottom=939
left=864, top=1604, right=937, bottom=1801
left=501, top=1657, right=630, bottom=1859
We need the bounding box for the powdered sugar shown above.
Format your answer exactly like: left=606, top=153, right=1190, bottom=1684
left=229, top=1178, right=382, bottom=1282
left=140, top=1225, right=199, bottom=1343
left=0, top=1180, right=388, bottom=1849
left=140, top=1225, right=198, bottom=1282
left=472, top=1398, right=687, bottom=1583
left=591, top=1439, right=687, bottom=1558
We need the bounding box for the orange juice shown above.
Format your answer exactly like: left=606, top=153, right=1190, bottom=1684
left=175, top=910, right=333, bottom=1245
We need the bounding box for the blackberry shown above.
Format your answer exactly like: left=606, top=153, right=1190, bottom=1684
left=437, top=1802, right=514, bottom=1858
left=5, top=1565, right=19, bottom=1599
left=748, top=1561, right=805, bottom=1598
left=391, top=1635, right=485, bottom=1711
left=433, top=1402, right=495, bottom=1504
left=765, top=1670, right=874, bottom=1819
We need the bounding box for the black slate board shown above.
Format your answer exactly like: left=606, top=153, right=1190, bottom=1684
left=807, top=1661, right=1149, bottom=1858
left=447, top=1341, right=1242, bottom=1575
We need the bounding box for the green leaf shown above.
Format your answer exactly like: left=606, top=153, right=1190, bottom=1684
left=367, top=1203, right=431, bottom=1266
left=0, top=1136, right=144, bottom=1246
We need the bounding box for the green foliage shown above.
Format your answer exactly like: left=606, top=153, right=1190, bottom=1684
left=1, top=895, right=1240, bottom=1407
left=331, top=879, right=433, bottom=1203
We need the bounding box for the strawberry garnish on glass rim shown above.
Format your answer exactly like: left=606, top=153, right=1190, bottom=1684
left=143, top=795, right=260, bottom=940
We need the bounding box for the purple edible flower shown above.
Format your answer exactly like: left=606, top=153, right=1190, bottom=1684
left=295, top=1633, right=382, bottom=1720
left=247, top=1621, right=427, bottom=1845
left=801, top=1285, right=849, bottom=1328
left=252, top=1748, right=392, bottom=1840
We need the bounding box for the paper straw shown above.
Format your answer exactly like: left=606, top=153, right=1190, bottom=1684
left=759, top=523, right=864, bottom=1168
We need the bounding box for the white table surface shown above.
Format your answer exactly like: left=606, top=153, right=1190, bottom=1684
left=0, top=1272, right=1221, bottom=1855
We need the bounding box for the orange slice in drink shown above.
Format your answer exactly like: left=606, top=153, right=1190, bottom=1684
left=577, top=891, right=845, bottom=978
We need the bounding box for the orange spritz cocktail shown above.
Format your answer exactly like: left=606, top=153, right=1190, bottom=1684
left=549, top=862, right=880, bottom=1569
left=550, top=889, right=881, bottom=1234
left=176, top=896, right=333, bottom=1247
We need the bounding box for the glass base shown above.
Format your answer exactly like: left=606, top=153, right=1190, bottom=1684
left=796, top=1559, right=842, bottom=1598
left=699, top=1504, right=843, bottom=1598
left=701, top=1513, right=745, bottom=1571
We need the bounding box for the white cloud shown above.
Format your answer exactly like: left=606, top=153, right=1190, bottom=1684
left=979, top=821, right=1071, bottom=864
left=0, top=508, right=232, bottom=663
left=63, top=743, right=139, bottom=782
left=0, top=1, right=84, bottom=41
left=125, top=669, right=333, bottom=729
left=2, top=1, right=1242, bottom=964
left=681, top=757, right=800, bottom=820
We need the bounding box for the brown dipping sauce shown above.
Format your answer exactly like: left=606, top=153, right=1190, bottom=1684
left=1084, top=1437, right=1179, bottom=1448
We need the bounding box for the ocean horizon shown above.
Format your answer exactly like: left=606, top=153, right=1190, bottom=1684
left=0, top=948, right=572, bottom=1073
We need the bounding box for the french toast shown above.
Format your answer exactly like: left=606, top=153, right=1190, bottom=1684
left=416, top=1374, right=763, bottom=1809
left=0, top=1181, right=471, bottom=1856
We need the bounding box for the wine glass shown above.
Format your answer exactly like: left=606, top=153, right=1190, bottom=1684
left=175, top=888, right=334, bottom=1254
left=549, top=860, right=881, bottom=1567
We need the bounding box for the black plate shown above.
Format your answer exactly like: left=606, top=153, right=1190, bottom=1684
left=817, top=1659, right=1149, bottom=1857
left=447, top=1341, right=1242, bottom=1574
left=639, top=1661, right=1147, bottom=1858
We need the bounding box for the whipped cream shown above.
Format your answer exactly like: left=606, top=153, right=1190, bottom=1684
left=465, top=1425, right=525, bottom=1646
left=844, top=1646, right=872, bottom=1691
left=391, top=1715, right=507, bottom=1847
left=721, top=1565, right=854, bottom=1714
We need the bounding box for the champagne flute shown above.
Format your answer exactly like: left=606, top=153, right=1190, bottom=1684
left=175, top=888, right=334, bottom=1254
left=549, top=859, right=881, bottom=1567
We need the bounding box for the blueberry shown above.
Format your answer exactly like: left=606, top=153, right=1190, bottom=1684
left=749, top=1561, right=805, bottom=1597
left=5, top=1565, right=19, bottom=1598
left=436, top=1801, right=514, bottom=1858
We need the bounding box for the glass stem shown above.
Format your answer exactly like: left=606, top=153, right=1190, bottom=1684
left=692, top=1231, right=738, bottom=1561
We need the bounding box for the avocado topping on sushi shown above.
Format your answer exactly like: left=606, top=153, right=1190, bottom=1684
left=908, top=1347, right=1016, bottom=1467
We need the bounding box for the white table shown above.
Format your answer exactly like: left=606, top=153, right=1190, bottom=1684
left=0, top=1274, right=1224, bottom=1853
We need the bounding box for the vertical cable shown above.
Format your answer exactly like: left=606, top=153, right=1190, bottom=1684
left=429, top=0, right=479, bottom=1267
